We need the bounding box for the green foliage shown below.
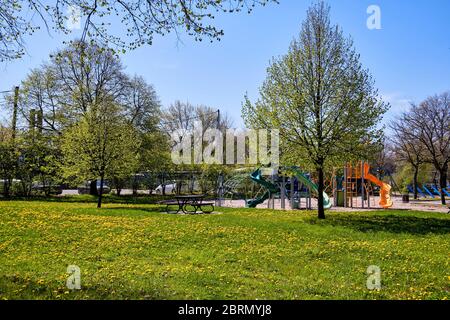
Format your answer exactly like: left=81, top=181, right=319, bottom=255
left=394, top=163, right=434, bottom=191
left=0, top=126, right=19, bottom=196
left=138, top=130, right=172, bottom=175
left=198, top=164, right=231, bottom=194
left=242, top=2, right=387, bottom=169
left=15, top=129, right=62, bottom=196
left=14, top=42, right=171, bottom=200
left=61, top=101, right=141, bottom=187
left=19, top=41, right=164, bottom=136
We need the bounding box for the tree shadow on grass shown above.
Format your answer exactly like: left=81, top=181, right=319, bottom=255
left=101, top=206, right=164, bottom=214
left=305, top=214, right=450, bottom=235
left=0, top=194, right=172, bottom=205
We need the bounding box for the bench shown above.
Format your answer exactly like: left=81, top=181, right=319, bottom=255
left=161, top=195, right=215, bottom=214
left=161, top=201, right=182, bottom=214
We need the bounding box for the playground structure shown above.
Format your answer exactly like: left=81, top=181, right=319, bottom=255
left=333, top=161, right=393, bottom=209
left=216, top=166, right=333, bottom=210
left=216, top=161, right=394, bottom=211
left=246, top=167, right=332, bottom=210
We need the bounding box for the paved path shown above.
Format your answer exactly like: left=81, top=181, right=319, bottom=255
left=220, top=196, right=449, bottom=213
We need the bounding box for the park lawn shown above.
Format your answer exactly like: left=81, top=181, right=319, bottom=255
left=0, top=200, right=449, bottom=300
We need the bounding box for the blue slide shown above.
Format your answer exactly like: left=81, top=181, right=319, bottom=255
left=431, top=185, right=440, bottom=195
left=417, top=186, right=427, bottom=198
left=422, top=185, right=435, bottom=198
left=408, top=185, right=426, bottom=198
left=432, top=185, right=450, bottom=197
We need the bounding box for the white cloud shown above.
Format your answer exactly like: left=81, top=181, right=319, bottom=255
left=381, top=92, right=413, bottom=114
left=381, top=92, right=415, bottom=126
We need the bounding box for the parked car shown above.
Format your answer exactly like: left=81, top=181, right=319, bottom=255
left=78, top=181, right=111, bottom=195
left=155, top=182, right=176, bottom=195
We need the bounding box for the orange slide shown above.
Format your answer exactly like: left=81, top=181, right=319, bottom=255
left=363, top=163, right=393, bottom=208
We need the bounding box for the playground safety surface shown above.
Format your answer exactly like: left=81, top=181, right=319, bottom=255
left=220, top=196, right=449, bottom=213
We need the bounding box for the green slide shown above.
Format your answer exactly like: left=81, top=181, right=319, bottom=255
left=289, top=167, right=332, bottom=209
left=246, top=167, right=332, bottom=209
left=246, top=169, right=280, bottom=208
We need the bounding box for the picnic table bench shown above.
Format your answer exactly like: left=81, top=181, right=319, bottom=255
left=162, top=195, right=214, bottom=214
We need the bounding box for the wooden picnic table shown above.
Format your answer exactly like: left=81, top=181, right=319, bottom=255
left=164, top=194, right=214, bottom=214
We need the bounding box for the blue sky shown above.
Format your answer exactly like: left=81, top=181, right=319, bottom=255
left=1, top=0, right=450, bottom=128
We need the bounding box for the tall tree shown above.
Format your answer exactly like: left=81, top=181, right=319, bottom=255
left=18, top=68, right=62, bottom=133
left=0, top=125, right=18, bottom=197
left=19, top=42, right=128, bottom=134
left=124, top=75, right=161, bottom=131
left=402, top=93, right=450, bottom=205
left=1, top=0, right=276, bottom=62
left=19, top=42, right=164, bottom=195
left=162, top=101, right=232, bottom=150
left=389, top=115, right=426, bottom=199
left=122, top=75, right=168, bottom=195
left=52, top=42, right=128, bottom=121
left=61, top=100, right=140, bottom=208
left=162, top=101, right=232, bottom=133
left=160, top=101, right=232, bottom=194
left=15, top=123, right=62, bottom=197
left=242, top=1, right=388, bottom=219
left=19, top=42, right=128, bottom=195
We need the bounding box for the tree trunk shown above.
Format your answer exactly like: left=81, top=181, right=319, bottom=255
left=132, top=174, right=138, bottom=196
left=439, top=166, right=447, bottom=205
left=113, top=177, right=122, bottom=196
left=3, top=176, right=10, bottom=197
left=90, top=180, right=98, bottom=196
left=413, top=165, right=419, bottom=200
left=20, top=180, right=29, bottom=198
left=3, top=183, right=9, bottom=198
left=97, top=175, right=105, bottom=208
left=43, top=178, right=50, bottom=197
left=6, top=176, right=13, bottom=197
left=317, top=166, right=325, bottom=219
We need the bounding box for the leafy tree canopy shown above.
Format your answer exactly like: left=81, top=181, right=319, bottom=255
left=242, top=1, right=388, bottom=218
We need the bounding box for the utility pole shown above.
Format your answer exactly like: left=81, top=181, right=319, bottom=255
left=12, top=86, right=19, bottom=140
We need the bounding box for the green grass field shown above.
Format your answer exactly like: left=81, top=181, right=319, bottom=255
left=0, top=199, right=449, bottom=300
